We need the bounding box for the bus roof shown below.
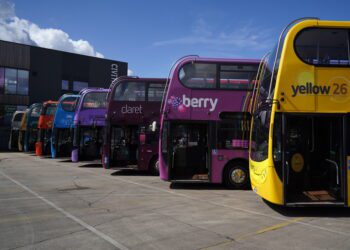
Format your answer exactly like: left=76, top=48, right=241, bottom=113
left=110, top=76, right=166, bottom=90
left=168, top=55, right=260, bottom=77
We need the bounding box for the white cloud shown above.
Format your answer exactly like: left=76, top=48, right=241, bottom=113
left=127, top=69, right=134, bottom=76
left=0, top=0, right=104, bottom=58
left=153, top=18, right=273, bottom=51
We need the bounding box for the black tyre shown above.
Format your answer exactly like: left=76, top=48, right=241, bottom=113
left=224, top=162, right=250, bottom=189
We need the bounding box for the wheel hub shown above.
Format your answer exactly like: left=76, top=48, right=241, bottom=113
left=231, top=169, right=246, bottom=184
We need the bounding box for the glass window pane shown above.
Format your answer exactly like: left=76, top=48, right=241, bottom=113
left=14, top=113, right=24, bottom=122
left=219, top=64, right=258, bottom=90
left=45, top=104, right=57, bottom=116
left=31, top=106, right=41, bottom=117
left=82, top=92, right=107, bottom=109
left=179, top=63, right=216, bottom=89
left=114, top=82, right=145, bottom=101
left=148, top=83, right=165, bottom=101
left=295, top=28, right=349, bottom=66
left=0, top=68, right=4, bottom=94
left=217, top=113, right=251, bottom=149
left=5, top=68, right=17, bottom=94
left=61, top=97, right=78, bottom=112
left=250, top=110, right=271, bottom=162
left=17, top=70, right=29, bottom=95
left=73, top=81, right=88, bottom=92
left=62, top=80, right=69, bottom=90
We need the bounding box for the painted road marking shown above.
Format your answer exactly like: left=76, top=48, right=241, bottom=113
left=5, top=154, right=350, bottom=238
left=88, top=170, right=350, bottom=237
left=235, top=217, right=304, bottom=241
left=201, top=217, right=304, bottom=250
left=0, top=197, right=38, bottom=201
left=78, top=168, right=350, bottom=237
left=0, top=170, right=129, bottom=250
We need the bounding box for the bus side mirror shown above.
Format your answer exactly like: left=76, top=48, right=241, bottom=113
left=150, top=121, right=157, bottom=132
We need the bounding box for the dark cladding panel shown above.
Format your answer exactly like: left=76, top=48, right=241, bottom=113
left=0, top=40, right=128, bottom=150
left=0, top=41, right=30, bottom=69
left=89, top=57, right=128, bottom=87
left=29, top=46, right=62, bottom=103
left=62, top=53, right=89, bottom=81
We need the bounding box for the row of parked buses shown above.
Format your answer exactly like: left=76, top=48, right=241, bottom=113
left=8, top=18, right=350, bottom=207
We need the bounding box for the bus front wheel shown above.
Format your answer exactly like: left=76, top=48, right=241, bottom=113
left=224, top=162, right=250, bottom=189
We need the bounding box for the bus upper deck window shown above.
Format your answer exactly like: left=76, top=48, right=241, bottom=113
left=61, top=97, right=77, bottom=112
left=219, top=65, right=258, bottom=90
left=114, top=82, right=146, bottom=101
left=295, top=28, right=349, bottom=66
left=179, top=63, right=216, bottom=89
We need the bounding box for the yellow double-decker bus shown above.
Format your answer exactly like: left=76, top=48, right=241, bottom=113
left=250, top=18, right=350, bottom=206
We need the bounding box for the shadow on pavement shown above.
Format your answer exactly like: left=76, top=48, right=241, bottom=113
left=263, top=199, right=350, bottom=217
left=78, top=163, right=102, bottom=168
left=59, top=159, right=72, bottom=163
left=169, top=182, right=227, bottom=190
left=111, top=169, right=152, bottom=176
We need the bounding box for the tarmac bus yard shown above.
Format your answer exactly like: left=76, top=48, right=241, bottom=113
left=1, top=153, right=350, bottom=249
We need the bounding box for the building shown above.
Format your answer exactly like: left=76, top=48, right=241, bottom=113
left=0, top=40, right=128, bottom=150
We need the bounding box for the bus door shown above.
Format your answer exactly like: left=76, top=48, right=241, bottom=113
left=170, top=123, right=209, bottom=180
left=284, top=114, right=345, bottom=205
left=111, top=126, right=138, bottom=166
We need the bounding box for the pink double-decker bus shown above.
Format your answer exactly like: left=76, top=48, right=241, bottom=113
left=159, top=56, right=259, bottom=188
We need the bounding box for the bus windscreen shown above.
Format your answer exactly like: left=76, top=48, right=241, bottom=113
left=82, top=92, right=107, bottom=109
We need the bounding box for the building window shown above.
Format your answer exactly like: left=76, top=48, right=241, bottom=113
left=17, top=70, right=29, bottom=95
left=73, top=81, right=88, bottom=92
left=5, top=68, right=17, bottom=94
left=0, top=68, right=4, bottom=94
left=61, top=80, right=69, bottom=90
left=2, top=68, right=29, bottom=95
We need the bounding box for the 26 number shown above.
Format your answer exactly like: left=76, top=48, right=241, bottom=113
left=333, top=83, right=348, bottom=95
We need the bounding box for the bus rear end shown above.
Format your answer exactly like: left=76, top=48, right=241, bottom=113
left=71, top=89, right=109, bottom=162
left=24, top=103, right=42, bottom=152
left=8, top=111, right=25, bottom=150
left=51, top=95, right=79, bottom=158
left=35, top=101, right=57, bottom=156
left=159, top=56, right=259, bottom=188
left=102, top=77, right=166, bottom=174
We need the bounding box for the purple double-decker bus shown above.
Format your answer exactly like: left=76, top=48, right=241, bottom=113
left=71, top=88, right=109, bottom=162
left=102, top=76, right=166, bottom=174
left=159, top=56, right=259, bottom=188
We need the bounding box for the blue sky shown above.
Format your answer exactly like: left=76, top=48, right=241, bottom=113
left=5, top=0, right=350, bottom=77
